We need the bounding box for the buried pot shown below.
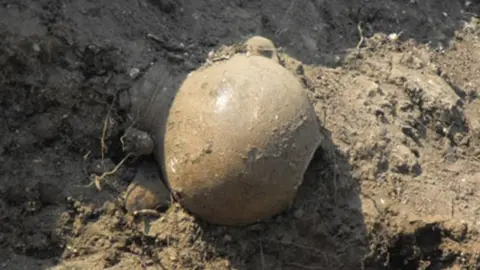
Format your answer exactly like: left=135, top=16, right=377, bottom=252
left=163, top=53, right=323, bottom=225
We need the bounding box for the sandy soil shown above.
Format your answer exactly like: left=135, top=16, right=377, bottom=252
left=1, top=1, right=480, bottom=269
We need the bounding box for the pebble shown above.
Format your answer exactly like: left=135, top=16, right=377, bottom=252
left=129, top=68, right=140, bottom=78
left=121, top=127, right=154, bottom=156
left=125, top=163, right=170, bottom=213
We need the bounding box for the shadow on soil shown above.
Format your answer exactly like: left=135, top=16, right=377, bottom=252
left=0, top=0, right=479, bottom=269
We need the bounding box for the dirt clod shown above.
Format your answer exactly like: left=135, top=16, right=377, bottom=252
left=121, top=127, right=155, bottom=156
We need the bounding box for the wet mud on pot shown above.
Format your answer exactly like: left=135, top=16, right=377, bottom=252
left=163, top=54, right=323, bottom=226
left=1, top=1, right=480, bottom=270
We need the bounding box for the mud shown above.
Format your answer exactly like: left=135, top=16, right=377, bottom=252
left=1, top=0, right=480, bottom=269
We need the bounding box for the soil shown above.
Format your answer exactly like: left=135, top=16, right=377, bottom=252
left=1, top=1, right=480, bottom=269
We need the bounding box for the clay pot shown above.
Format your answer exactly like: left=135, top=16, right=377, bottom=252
left=163, top=54, right=322, bottom=225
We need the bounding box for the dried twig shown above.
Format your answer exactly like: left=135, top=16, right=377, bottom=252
left=100, top=109, right=111, bottom=162
left=84, top=152, right=133, bottom=191
left=356, top=21, right=365, bottom=53
left=147, top=33, right=163, bottom=43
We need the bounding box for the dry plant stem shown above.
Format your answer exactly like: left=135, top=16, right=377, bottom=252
left=83, top=150, right=91, bottom=160
left=119, top=118, right=141, bottom=148
left=356, top=21, right=365, bottom=53
left=100, top=108, right=110, bottom=162
left=100, top=95, right=117, bottom=162
left=91, top=152, right=133, bottom=191
left=146, top=33, right=162, bottom=44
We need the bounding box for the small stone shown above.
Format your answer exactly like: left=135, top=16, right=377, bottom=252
left=387, top=32, right=401, bottom=42
left=129, top=68, right=140, bottom=78
left=121, top=127, right=154, bottom=156
left=32, top=43, right=41, bottom=52
left=125, top=163, right=170, bottom=213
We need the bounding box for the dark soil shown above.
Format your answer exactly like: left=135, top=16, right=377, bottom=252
left=1, top=1, right=480, bottom=269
